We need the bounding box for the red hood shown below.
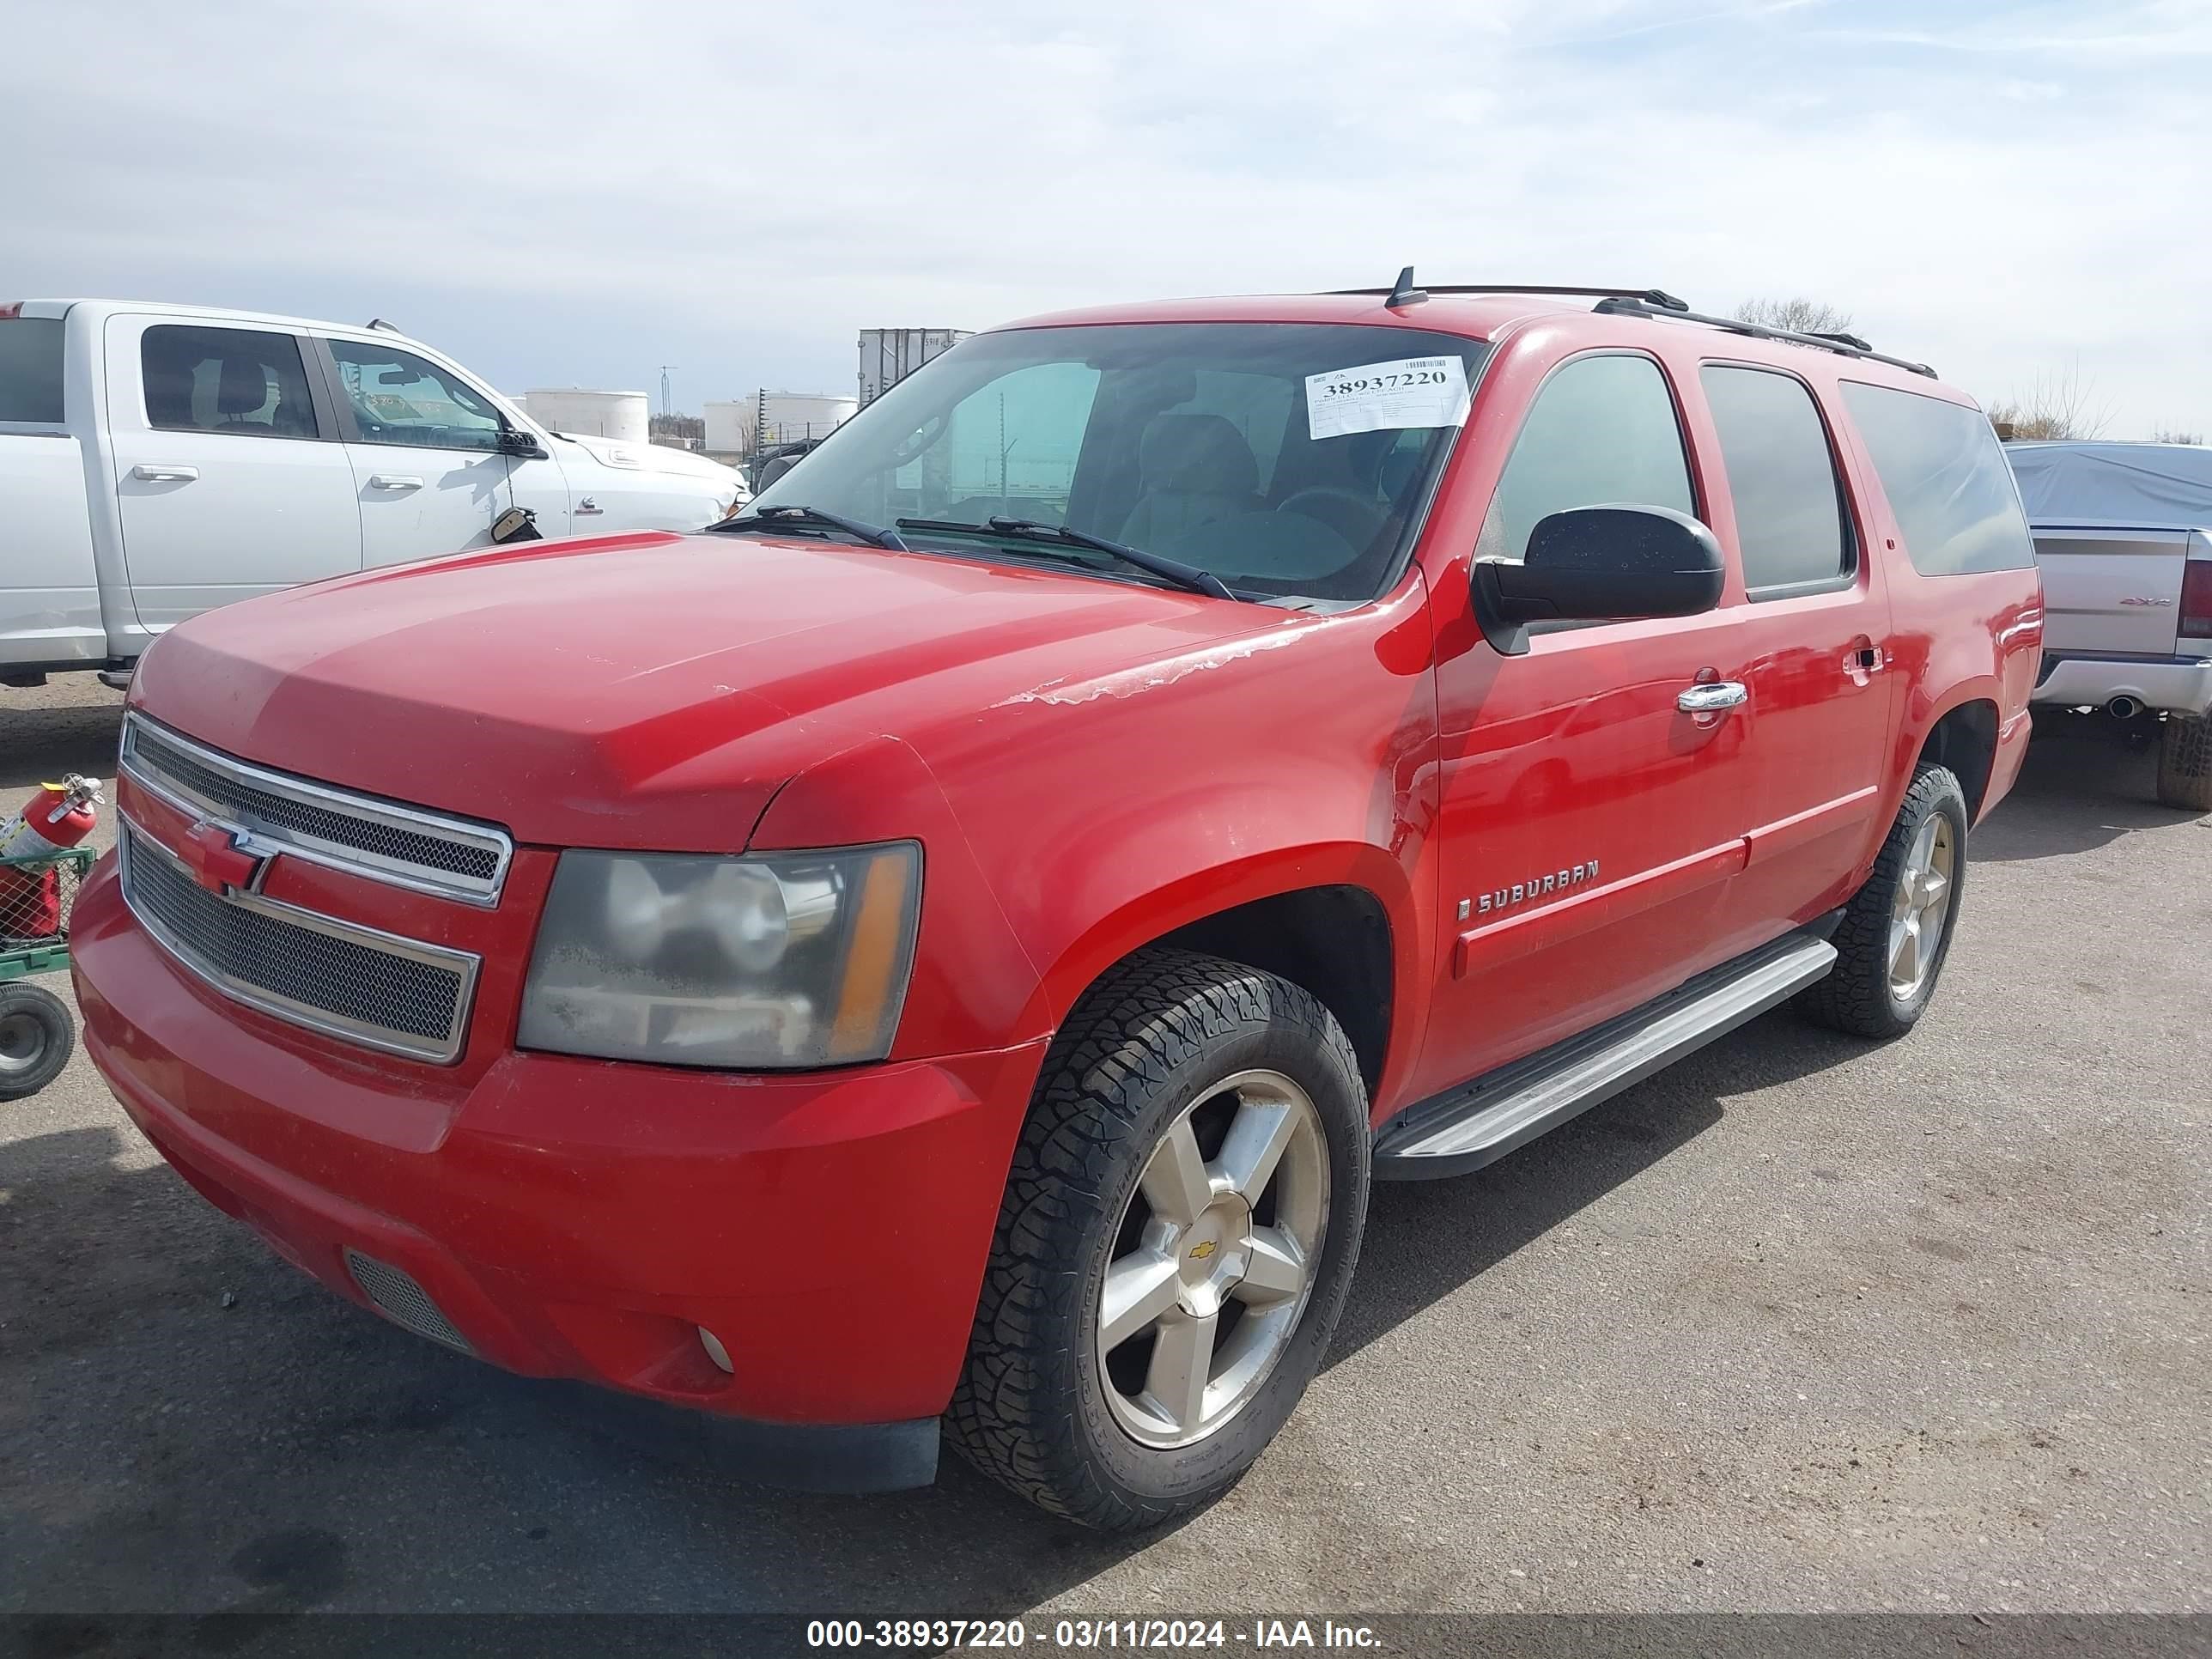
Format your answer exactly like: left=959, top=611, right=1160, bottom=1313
left=131, top=531, right=1279, bottom=851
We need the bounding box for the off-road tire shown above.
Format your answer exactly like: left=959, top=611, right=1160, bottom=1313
left=0, top=981, right=75, bottom=1100
left=1797, top=763, right=1969, bottom=1040
left=945, top=948, right=1370, bottom=1531
left=2156, top=714, right=2212, bottom=811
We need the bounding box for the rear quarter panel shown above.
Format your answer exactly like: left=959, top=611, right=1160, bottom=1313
left=1884, top=562, right=2043, bottom=819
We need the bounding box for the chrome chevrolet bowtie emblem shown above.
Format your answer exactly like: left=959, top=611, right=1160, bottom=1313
left=175, top=820, right=267, bottom=896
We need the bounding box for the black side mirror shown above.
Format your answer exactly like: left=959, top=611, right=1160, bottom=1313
left=1472, top=504, right=1724, bottom=656
left=497, top=423, right=548, bottom=460
left=489, top=506, right=541, bottom=544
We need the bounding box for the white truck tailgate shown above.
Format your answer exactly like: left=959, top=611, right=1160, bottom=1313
left=2033, top=526, right=2187, bottom=657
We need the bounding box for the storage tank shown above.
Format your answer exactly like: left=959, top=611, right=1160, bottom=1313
left=704, top=392, right=857, bottom=455
left=859, top=329, right=973, bottom=405
left=521, top=387, right=649, bottom=442
left=702, top=400, right=750, bottom=459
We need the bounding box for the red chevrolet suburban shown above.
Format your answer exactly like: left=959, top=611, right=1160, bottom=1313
left=76, top=277, right=2044, bottom=1530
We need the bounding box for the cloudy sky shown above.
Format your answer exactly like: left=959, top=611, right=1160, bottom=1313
left=12, top=0, right=2209, bottom=435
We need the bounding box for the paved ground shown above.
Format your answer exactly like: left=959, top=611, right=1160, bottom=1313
left=2, top=678, right=2206, bottom=1620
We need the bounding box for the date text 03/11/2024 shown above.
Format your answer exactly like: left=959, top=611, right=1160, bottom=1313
left=804, top=1619, right=1382, bottom=1650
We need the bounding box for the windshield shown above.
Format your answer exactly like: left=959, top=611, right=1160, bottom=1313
left=748, top=323, right=1491, bottom=604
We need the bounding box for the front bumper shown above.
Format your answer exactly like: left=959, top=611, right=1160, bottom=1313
left=70, top=854, right=1048, bottom=1486
left=2031, top=653, right=2212, bottom=716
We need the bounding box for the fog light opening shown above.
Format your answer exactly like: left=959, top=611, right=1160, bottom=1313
left=698, top=1326, right=734, bottom=1373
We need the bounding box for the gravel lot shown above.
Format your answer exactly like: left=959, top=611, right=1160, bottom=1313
left=3, top=678, right=2206, bottom=1623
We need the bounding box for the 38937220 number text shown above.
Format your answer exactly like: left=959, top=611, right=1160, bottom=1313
left=806, top=1619, right=1030, bottom=1648
left=804, top=1618, right=1240, bottom=1649
left=1320, top=368, right=1449, bottom=396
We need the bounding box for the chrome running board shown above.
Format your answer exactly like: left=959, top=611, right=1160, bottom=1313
left=1373, top=933, right=1838, bottom=1180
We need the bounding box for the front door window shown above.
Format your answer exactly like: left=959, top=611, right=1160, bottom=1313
left=325, top=339, right=504, bottom=452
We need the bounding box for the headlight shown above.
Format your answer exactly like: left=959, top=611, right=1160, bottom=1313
left=519, top=842, right=921, bottom=1068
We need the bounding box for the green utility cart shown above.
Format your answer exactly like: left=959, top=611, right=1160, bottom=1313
left=0, top=845, right=95, bottom=1099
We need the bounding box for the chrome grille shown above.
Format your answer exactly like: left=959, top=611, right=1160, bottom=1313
left=344, top=1251, right=474, bottom=1354
left=119, top=829, right=478, bottom=1063
left=120, top=714, right=511, bottom=905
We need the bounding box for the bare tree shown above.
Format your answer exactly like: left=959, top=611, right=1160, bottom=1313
left=1983, top=364, right=2113, bottom=442
left=1732, top=296, right=1856, bottom=337
left=2149, top=428, right=2204, bottom=447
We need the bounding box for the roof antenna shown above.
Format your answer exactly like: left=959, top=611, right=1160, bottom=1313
left=1383, top=265, right=1428, bottom=309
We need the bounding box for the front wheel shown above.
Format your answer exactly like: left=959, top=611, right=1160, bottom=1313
left=1798, top=763, right=1969, bottom=1039
left=0, top=981, right=75, bottom=1101
left=947, top=949, right=1370, bottom=1531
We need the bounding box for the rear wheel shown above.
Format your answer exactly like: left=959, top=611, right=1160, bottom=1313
left=947, top=949, right=1370, bottom=1531
left=0, top=981, right=74, bottom=1101
left=2156, top=714, right=2212, bottom=811
left=1798, top=764, right=1969, bottom=1039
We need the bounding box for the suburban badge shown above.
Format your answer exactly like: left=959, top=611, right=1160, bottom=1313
left=1476, top=860, right=1599, bottom=916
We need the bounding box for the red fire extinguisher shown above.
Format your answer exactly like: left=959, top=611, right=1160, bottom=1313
left=0, top=775, right=102, bottom=940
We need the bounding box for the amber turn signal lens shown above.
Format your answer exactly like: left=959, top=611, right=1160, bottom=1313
left=828, top=847, right=921, bottom=1062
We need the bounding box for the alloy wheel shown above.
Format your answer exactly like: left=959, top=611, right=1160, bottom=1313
left=1096, top=1068, right=1330, bottom=1449
left=1887, top=813, right=1955, bottom=1001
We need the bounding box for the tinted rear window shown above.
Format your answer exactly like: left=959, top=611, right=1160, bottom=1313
left=0, top=317, right=65, bottom=423
left=1841, top=381, right=2034, bottom=575
left=1700, top=365, right=1851, bottom=592
left=142, top=325, right=319, bottom=439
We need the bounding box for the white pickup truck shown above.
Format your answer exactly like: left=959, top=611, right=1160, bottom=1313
left=2009, top=441, right=2212, bottom=810
left=1, top=299, right=748, bottom=686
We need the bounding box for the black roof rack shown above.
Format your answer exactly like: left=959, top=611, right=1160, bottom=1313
left=1331, top=269, right=1691, bottom=313
left=1324, top=268, right=1936, bottom=378
left=1593, top=295, right=1936, bottom=378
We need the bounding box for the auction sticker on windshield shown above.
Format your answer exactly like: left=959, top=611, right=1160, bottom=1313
left=1305, top=355, right=1471, bottom=441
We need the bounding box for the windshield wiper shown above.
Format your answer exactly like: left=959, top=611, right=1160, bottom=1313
left=709, top=503, right=908, bottom=551
left=896, top=517, right=1237, bottom=600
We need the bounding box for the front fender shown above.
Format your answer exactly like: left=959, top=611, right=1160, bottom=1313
left=747, top=581, right=1443, bottom=1102
left=1026, top=835, right=1425, bottom=1085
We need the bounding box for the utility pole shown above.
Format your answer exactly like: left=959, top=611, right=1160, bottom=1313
left=658, top=366, right=678, bottom=419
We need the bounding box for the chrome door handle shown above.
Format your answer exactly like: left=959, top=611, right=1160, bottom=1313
left=1678, top=681, right=1748, bottom=714
left=131, top=465, right=198, bottom=483
left=367, top=475, right=423, bottom=491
